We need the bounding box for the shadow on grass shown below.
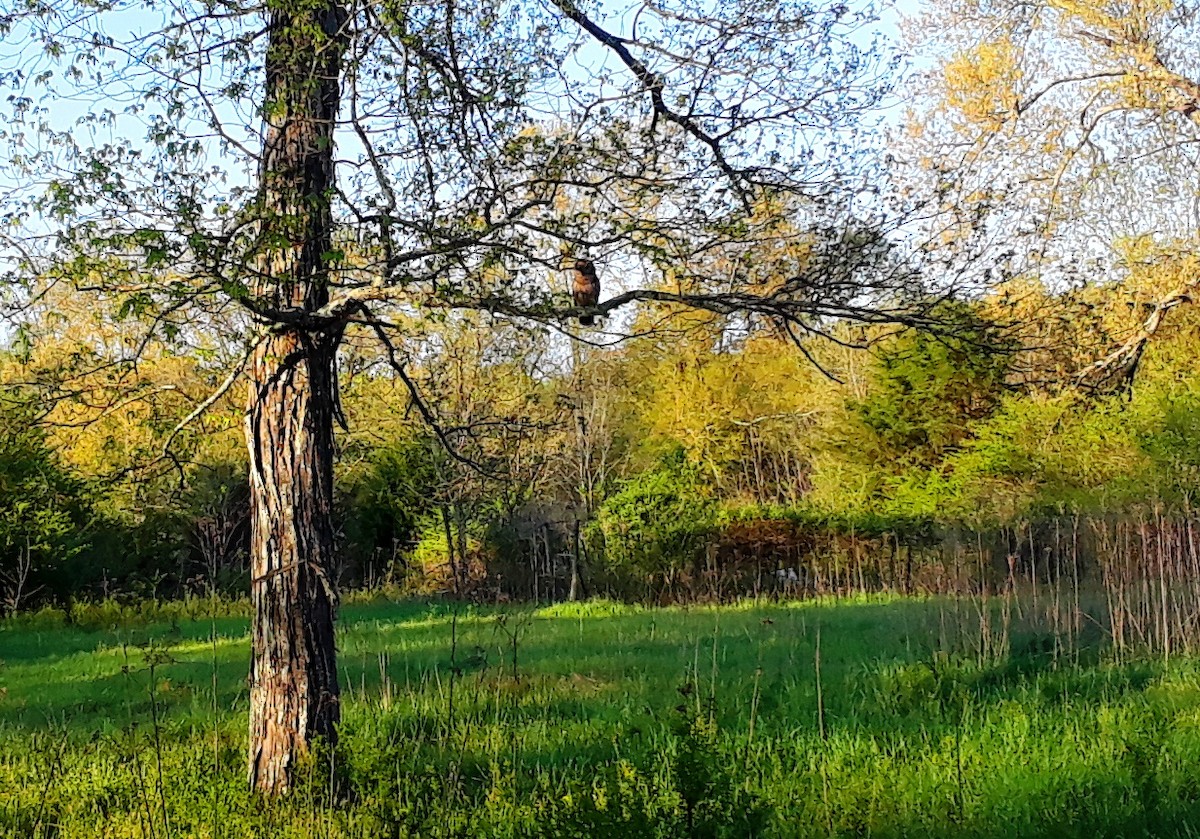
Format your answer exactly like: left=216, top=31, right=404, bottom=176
left=5, top=596, right=1200, bottom=838
left=0, top=596, right=1161, bottom=734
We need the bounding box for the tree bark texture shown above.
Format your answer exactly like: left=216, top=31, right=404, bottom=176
left=246, top=0, right=347, bottom=795
left=246, top=332, right=340, bottom=793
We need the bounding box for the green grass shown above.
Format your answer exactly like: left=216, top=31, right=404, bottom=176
left=3, top=594, right=1200, bottom=837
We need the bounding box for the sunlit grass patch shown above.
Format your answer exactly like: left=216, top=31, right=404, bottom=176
left=5, top=595, right=1200, bottom=837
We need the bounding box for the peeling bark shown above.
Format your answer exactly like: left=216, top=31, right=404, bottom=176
left=245, top=0, right=347, bottom=795
left=246, top=331, right=340, bottom=793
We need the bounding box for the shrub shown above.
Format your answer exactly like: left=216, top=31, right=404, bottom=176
left=587, top=451, right=717, bottom=596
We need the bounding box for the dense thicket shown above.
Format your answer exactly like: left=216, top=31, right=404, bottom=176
left=5, top=269, right=1199, bottom=610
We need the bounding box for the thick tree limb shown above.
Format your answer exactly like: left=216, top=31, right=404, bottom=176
left=1076, top=280, right=1199, bottom=388
left=264, top=282, right=935, bottom=338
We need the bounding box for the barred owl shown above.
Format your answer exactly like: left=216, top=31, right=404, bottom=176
left=572, top=258, right=601, bottom=326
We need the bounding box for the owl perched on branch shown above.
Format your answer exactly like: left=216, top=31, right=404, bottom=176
left=571, top=258, right=601, bottom=326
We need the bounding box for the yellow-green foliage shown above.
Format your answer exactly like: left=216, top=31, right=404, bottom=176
left=15, top=261, right=1200, bottom=599
left=942, top=37, right=1022, bottom=130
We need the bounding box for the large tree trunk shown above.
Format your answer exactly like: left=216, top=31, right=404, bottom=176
left=246, top=332, right=341, bottom=793
left=245, top=0, right=347, bottom=795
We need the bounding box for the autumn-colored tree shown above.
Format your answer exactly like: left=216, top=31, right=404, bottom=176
left=913, top=0, right=1200, bottom=383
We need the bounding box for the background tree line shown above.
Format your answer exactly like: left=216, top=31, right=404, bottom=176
left=7, top=265, right=1200, bottom=610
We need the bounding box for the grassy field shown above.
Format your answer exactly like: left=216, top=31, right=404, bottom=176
left=3, top=594, right=1200, bottom=837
